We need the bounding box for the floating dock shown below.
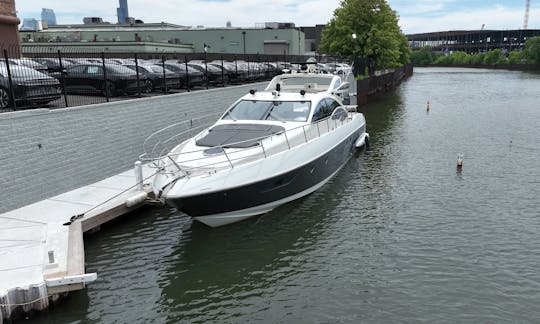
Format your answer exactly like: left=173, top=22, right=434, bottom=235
left=0, top=164, right=155, bottom=322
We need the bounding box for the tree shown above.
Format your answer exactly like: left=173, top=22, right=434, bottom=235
left=319, top=0, right=410, bottom=71
left=470, top=53, right=486, bottom=65
left=450, top=51, right=470, bottom=64
left=507, top=51, right=522, bottom=65
left=483, top=49, right=505, bottom=65
left=410, top=46, right=437, bottom=66
left=523, top=36, right=540, bottom=65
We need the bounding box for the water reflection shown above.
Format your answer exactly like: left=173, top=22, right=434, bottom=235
left=158, top=163, right=365, bottom=322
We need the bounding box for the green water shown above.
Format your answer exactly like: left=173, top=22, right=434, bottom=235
left=28, top=67, right=540, bottom=323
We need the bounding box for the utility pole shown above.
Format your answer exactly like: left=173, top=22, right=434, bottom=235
left=523, top=0, right=530, bottom=29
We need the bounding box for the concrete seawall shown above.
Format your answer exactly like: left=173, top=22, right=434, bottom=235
left=0, top=83, right=265, bottom=215
left=356, top=65, right=413, bottom=106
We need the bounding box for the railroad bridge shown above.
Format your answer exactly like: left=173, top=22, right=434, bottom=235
left=407, top=29, right=540, bottom=53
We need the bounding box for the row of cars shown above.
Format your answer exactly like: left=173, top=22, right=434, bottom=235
left=0, top=57, right=352, bottom=109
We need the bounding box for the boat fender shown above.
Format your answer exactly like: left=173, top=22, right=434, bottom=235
left=126, top=191, right=148, bottom=208
left=355, top=133, right=370, bottom=148
left=365, top=133, right=370, bottom=148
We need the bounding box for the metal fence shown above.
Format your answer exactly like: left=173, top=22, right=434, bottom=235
left=0, top=44, right=348, bottom=112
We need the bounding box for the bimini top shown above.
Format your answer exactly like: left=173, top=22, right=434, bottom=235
left=264, top=73, right=344, bottom=94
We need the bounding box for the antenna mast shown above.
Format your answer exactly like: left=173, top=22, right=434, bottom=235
left=524, top=0, right=531, bottom=29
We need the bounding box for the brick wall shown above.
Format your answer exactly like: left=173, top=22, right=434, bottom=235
left=0, top=0, right=16, bottom=16
left=0, top=83, right=265, bottom=213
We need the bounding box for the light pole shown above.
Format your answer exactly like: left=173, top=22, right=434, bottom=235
left=242, top=31, right=246, bottom=54
left=352, top=33, right=358, bottom=58
left=204, top=43, right=209, bottom=89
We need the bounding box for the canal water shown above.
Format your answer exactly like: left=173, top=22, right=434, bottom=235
left=30, top=67, right=540, bottom=323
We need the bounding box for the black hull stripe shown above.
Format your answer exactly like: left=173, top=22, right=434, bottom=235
left=168, top=127, right=363, bottom=216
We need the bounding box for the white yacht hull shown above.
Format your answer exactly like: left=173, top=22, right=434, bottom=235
left=156, top=115, right=367, bottom=227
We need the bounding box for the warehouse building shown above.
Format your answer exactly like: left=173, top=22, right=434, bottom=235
left=19, top=22, right=306, bottom=55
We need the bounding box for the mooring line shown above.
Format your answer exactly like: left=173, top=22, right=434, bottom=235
left=63, top=169, right=161, bottom=226
left=0, top=295, right=49, bottom=307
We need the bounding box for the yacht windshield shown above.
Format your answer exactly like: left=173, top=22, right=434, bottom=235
left=223, top=100, right=311, bottom=122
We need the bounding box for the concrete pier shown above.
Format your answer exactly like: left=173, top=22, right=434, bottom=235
left=0, top=164, right=155, bottom=321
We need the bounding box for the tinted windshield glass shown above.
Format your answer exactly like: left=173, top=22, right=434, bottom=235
left=107, top=65, right=136, bottom=74
left=149, top=65, right=167, bottom=73
left=280, top=76, right=332, bottom=87
left=0, top=65, right=48, bottom=78
left=223, top=100, right=311, bottom=122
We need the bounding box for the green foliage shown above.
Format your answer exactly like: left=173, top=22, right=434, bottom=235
left=319, top=0, right=410, bottom=70
left=415, top=47, right=531, bottom=66
left=433, top=51, right=470, bottom=65
left=470, top=53, right=486, bottom=65
left=523, top=36, right=540, bottom=65
left=450, top=51, right=470, bottom=64
left=507, top=51, right=522, bottom=64
left=434, top=54, right=451, bottom=64
left=483, top=49, right=505, bottom=65
left=410, top=46, right=437, bottom=66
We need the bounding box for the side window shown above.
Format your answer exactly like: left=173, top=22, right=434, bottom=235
left=334, top=78, right=341, bottom=90
left=86, top=66, right=102, bottom=75
left=312, top=99, right=336, bottom=123
left=327, top=99, right=340, bottom=112
left=68, top=65, right=86, bottom=74
left=331, top=107, right=348, bottom=120
left=312, top=100, right=328, bottom=123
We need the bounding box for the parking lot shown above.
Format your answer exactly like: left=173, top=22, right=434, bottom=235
left=0, top=52, right=351, bottom=113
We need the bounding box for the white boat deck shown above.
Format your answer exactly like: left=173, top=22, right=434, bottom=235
left=0, top=164, right=156, bottom=320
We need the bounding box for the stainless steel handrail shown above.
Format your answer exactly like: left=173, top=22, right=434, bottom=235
left=144, top=110, right=357, bottom=178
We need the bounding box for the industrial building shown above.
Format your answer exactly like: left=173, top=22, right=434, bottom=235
left=407, top=29, right=540, bottom=54
left=18, top=22, right=306, bottom=55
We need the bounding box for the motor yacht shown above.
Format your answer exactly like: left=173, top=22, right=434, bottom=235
left=142, top=72, right=369, bottom=227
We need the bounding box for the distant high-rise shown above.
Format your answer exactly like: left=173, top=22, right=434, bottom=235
left=41, top=8, right=57, bottom=26
left=117, top=0, right=129, bottom=24
left=20, top=18, right=42, bottom=31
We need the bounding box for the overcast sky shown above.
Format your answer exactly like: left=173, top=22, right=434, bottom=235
left=16, top=0, right=540, bottom=34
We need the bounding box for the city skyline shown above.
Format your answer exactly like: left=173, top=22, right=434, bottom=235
left=116, top=0, right=128, bottom=24
left=15, top=0, right=540, bottom=34
left=41, top=8, right=57, bottom=26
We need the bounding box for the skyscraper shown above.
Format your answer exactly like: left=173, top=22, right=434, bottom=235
left=41, top=8, right=57, bottom=26
left=117, top=0, right=129, bottom=24
left=20, top=18, right=42, bottom=31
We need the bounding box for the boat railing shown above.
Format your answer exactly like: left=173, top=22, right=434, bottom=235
left=144, top=109, right=357, bottom=178
left=139, top=111, right=224, bottom=163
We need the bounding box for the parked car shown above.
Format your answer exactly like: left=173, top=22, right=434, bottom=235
left=52, top=63, right=150, bottom=96
left=0, top=65, right=61, bottom=109
left=259, top=62, right=281, bottom=78
left=123, top=64, right=181, bottom=91
left=162, top=62, right=204, bottom=88
left=32, top=57, right=74, bottom=73
left=7, top=58, right=49, bottom=73
left=209, top=60, right=249, bottom=83
left=187, top=61, right=225, bottom=85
